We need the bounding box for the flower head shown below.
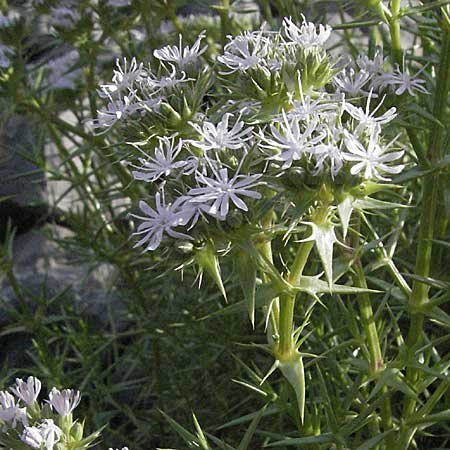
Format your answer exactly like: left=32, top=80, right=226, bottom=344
left=21, top=426, right=43, bottom=449
left=0, top=391, right=28, bottom=428
left=218, top=31, right=269, bottom=73
left=189, top=113, right=253, bottom=152
left=333, top=68, right=371, bottom=97
left=154, top=32, right=207, bottom=68
left=283, top=15, right=331, bottom=51
left=188, top=165, right=262, bottom=220
left=343, top=128, right=404, bottom=180
left=99, top=57, right=145, bottom=96
left=344, top=90, right=397, bottom=135
left=10, top=376, right=41, bottom=406
left=48, top=387, right=81, bottom=416
left=377, top=63, right=429, bottom=96
left=129, top=136, right=188, bottom=182
left=131, top=193, right=194, bottom=251
left=260, top=111, right=325, bottom=169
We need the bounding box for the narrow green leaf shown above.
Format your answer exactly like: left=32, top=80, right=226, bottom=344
left=192, top=413, right=210, bottom=449
left=265, top=433, right=334, bottom=447
left=159, top=410, right=201, bottom=448
left=237, top=404, right=268, bottom=450
left=355, top=430, right=395, bottom=450
left=217, top=406, right=278, bottom=430
left=407, top=409, right=450, bottom=426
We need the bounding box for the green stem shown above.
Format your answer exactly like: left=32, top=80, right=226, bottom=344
left=352, top=263, right=384, bottom=375
left=389, top=0, right=403, bottom=68
left=398, top=23, right=450, bottom=450
left=219, top=0, right=231, bottom=49
left=352, top=219, right=394, bottom=445
left=277, top=241, right=314, bottom=358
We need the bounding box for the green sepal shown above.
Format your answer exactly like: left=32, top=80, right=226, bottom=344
left=293, top=275, right=381, bottom=296
left=194, top=240, right=227, bottom=301
left=278, top=354, right=306, bottom=423
left=301, top=221, right=338, bottom=288
left=337, top=196, right=354, bottom=239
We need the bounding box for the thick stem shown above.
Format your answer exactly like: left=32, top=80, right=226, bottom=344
left=389, top=0, right=403, bottom=68
left=277, top=241, right=314, bottom=358
left=398, top=22, right=450, bottom=450
left=352, top=263, right=385, bottom=375
left=219, top=0, right=231, bottom=50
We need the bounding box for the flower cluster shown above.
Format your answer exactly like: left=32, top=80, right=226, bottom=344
left=0, top=376, right=126, bottom=450
left=334, top=49, right=429, bottom=97
left=92, top=15, right=416, bottom=260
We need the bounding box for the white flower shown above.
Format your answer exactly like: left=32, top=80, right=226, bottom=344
left=357, top=49, right=386, bottom=75
left=188, top=166, right=262, bottom=220
left=48, top=387, right=81, bottom=416
left=333, top=68, right=371, bottom=97
left=260, top=111, right=325, bottom=169
left=377, top=64, right=429, bottom=96
left=146, top=65, right=190, bottom=92
left=343, top=128, right=404, bottom=180
left=154, top=31, right=207, bottom=68
left=286, top=92, right=336, bottom=123
left=10, top=376, right=41, bottom=406
left=218, top=31, right=269, bottom=73
left=129, top=136, right=188, bottom=182
left=0, top=391, right=28, bottom=428
left=131, top=193, right=194, bottom=251
left=93, top=90, right=140, bottom=132
left=21, top=426, right=43, bottom=449
left=344, top=90, right=397, bottom=135
left=0, top=44, right=14, bottom=68
left=313, top=142, right=344, bottom=179
left=313, top=124, right=345, bottom=179
left=99, top=57, right=145, bottom=97
left=189, top=113, right=253, bottom=152
left=38, top=419, right=63, bottom=450
left=283, top=15, right=331, bottom=51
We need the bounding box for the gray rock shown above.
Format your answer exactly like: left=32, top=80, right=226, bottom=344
left=0, top=114, right=48, bottom=238
left=0, top=225, right=128, bottom=330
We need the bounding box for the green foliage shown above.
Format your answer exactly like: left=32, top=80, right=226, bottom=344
left=0, top=1, right=449, bottom=450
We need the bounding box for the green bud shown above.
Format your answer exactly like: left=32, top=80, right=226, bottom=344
left=160, top=102, right=182, bottom=127
left=319, top=184, right=334, bottom=205
left=71, top=422, right=84, bottom=441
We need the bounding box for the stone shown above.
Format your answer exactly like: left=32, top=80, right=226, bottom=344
left=0, top=114, right=48, bottom=239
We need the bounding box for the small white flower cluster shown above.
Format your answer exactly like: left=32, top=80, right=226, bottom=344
left=334, top=49, right=429, bottom=97
left=93, top=17, right=418, bottom=253
left=0, top=376, right=90, bottom=450
left=92, top=33, right=207, bottom=133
